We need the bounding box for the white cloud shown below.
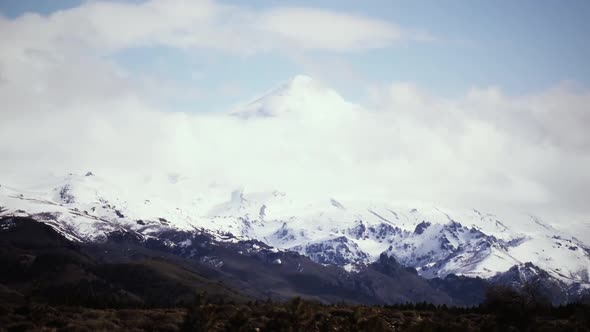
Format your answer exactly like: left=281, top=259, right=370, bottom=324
left=0, top=0, right=415, bottom=56
left=2, top=72, right=589, bottom=221
left=366, top=81, right=590, bottom=218
left=0, top=0, right=588, bottom=225
left=259, top=7, right=405, bottom=51
left=0, top=0, right=420, bottom=114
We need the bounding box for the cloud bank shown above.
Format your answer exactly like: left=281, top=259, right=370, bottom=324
left=0, top=0, right=589, bottom=224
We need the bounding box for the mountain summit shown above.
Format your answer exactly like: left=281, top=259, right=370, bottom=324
left=231, top=75, right=356, bottom=119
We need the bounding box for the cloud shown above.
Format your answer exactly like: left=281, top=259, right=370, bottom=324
left=2, top=72, right=589, bottom=221
left=0, top=0, right=588, bottom=225
left=258, top=7, right=405, bottom=51
left=462, top=82, right=590, bottom=152
left=366, top=81, right=590, bottom=218
left=0, top=0, right=416, bottom=56
left=0, top=0, right=421, bottom=113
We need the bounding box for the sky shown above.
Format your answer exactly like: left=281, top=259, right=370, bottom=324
left=0, top=0, right=589, bottom=223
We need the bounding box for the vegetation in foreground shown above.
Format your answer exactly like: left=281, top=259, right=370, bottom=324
left=1, top=286, right=589, bottom=332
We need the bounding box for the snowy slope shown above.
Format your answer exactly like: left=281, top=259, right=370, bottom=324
left=230, top=74, right=360, bottom=120
left=1, top=176, right=588, bottom=286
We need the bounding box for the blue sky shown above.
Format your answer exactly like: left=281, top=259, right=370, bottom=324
left=1, top=0, right=589, bottom=111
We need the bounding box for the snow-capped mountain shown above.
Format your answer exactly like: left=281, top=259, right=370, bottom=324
left=1, top=75, right=589, bottom=294
left=230, top=74, right=359, bottom=120
left=1, top=172, right=588, bottom=288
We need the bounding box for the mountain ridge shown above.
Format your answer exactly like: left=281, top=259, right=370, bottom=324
left=1, top=172, right=589, bottom=292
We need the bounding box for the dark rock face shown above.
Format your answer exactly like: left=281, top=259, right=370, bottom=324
left=272, top=223, right=297, bottom=242
left=488, top=262, right=587, bottom=305
left=368, top=223, right=400, bottom=240
left=347, top=220, right=401, bottom=241
left=414, top=221, right=431, bottom=235
left=58, top=185, right=75, bottom=204
left=347, top=221, right=367, bottom=240
left=373, top=253, right=404, bottom=276
left=291, top=236, right=369, bottom=266
left=438, top=235, right=455, bottom=251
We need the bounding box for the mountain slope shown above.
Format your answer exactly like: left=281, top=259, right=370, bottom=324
left=1, top=216, right=461, bottom=305
left=0, top=216, right=248, bottom=307
left=1, top=167, right=589, bottom=285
